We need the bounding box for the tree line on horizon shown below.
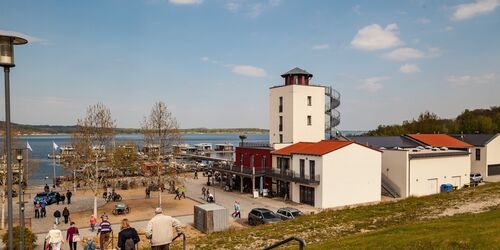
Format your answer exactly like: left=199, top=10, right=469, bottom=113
left=366, top=106, right=500, bottom=136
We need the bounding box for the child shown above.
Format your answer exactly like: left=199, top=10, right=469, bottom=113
left=83, top=238, right=97, bottom=250
left=89, top=215, right=97, bottom=232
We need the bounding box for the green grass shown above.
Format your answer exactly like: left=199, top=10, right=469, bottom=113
left=312, top=207, right=500, bottom=250
left=181, top=182, right=500, bottom=249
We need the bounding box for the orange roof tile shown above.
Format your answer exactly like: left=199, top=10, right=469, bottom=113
left=406, top=134, right=472, bottom=148
left=272, top=140, right=354, bottom=156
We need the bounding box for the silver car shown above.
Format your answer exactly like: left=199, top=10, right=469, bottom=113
left=470, top=172, right=483, bottom=183
left=276, top=207, right=304, bottom=220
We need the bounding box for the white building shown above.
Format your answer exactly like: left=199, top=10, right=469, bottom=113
left=382, top=147, right=471, bottom=198
left=269, top=68, right=328, bottom=149
left=270, top=140, right=381, bottom=208
left=453, top=134, right=500, bottom=181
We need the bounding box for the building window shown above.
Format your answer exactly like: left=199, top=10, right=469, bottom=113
left=300, top=159, right=305, bottom=178
left=476, top=148, right=481, bottom=161
left=279, top=97, right=283, bottom=112
left=309, top=160, right=315, bottom=180
left=250, top=155, right=254, bottom=168
left=293, top=75, right=298, bottom=84
left=307, top=96, right=312, bottom=106
left=307, top=116, right=312, bottom=126
left=279, top=116, right=283, bottom=132
left=302, top=75, right=306, bottom=84
left=262, top=156, right=266, bottom=168
left=240, top=153, right=244, bottom=167
left=278, top=157, right=289, bottom=171
left=279, top=134, right=283, bottom=143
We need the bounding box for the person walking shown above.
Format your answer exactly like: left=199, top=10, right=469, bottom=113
left=194, top=171, right=198, bottom=179
left=173, top=187, right=181, bottom=200
left=56, top=192, right=61, bottom=205
left=54, top=209, right=62, bottom=225
left=46, top=224, right=64, bottom=250
left=89, top=215, right=97, bottom=232
left=97, top=216, right=113, bottom=250
left=66, top=190, right=73, bottom=204
left=234, top=202, right=241, bottom=218
left=34, top=202, right=40, bottom=219
left=40, top=199, right=47, bottom=217
left=146, top=187, right=151, bottom=198
left=180, top=186, right=186, bottom=199
left=44, top=184, right=50, bottom=193
left=66, top=222, right=80, bottom=250
left=117, top=218, right=140, bottom=250
left=63, top=207, right=70, bottom=224
left=231, top=201, right=238, bottom=218
left=146, top=207, right=182, bottom=250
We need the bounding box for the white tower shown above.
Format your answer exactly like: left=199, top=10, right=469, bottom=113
left=269, top=67, right=326, bottom=148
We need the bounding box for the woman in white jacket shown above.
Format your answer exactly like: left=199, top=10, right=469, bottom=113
left=46, top=224, right=65, bottom=250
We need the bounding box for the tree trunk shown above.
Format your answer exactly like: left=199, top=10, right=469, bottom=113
left=94, top=195, right=97, bottom=218
left=1, top=199, right=4, bottom=230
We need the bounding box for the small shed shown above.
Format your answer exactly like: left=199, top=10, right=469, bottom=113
left=194, top=203, right=228, bottom=234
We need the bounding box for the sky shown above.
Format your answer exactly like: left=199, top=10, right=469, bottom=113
left=1, top=0, right=499, bottom=130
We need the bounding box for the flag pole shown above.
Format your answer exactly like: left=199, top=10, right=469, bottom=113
left=52, top=142, right=56, bottom=188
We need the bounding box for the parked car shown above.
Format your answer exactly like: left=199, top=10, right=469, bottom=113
left=470, top=173, right=483, bottom=183
left=33, top=192, right=64, bottom=205
left=276, top=207, right=304, bottom=220
left=248, top=208, right=282, bottom=226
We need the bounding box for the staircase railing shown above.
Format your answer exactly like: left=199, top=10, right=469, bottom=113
left=172, top=232, right=186, bottom=250
left=264, top=237, right=306, bottom=250
left=382, top=174, right=401, bottom=198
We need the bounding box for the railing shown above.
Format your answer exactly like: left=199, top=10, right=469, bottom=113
left=266, top=168, right=320, bottom=185
left=264, top=236, right=306, bottom=250
left=211, top=164, right=267, bottom=175
left=172, top=232, right=186, bottom=250
left=381, top=174, right=400, bottom=198
left=239, top=142, right=271, bottom=148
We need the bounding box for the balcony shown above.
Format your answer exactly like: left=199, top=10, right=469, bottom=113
left=211, top=163, right=267, bottom=176
left=266, top=168, right=320, bottom=185
left=238, top=142, right=271, bottom=148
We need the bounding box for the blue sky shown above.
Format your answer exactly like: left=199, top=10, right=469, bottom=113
left=1, top=0, right=499, bottom=130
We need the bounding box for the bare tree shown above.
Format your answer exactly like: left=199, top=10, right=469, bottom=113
left=108, top=142, right=139, bottom=183
left=141, top=101, right=181, bottom=206
left=71, top=102, right=115, bottom=217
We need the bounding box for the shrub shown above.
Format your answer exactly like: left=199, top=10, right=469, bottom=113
left=2, top=226, right=38, bottom=250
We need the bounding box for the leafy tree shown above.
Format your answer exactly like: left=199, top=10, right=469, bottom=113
left=2, top=226, right=37, bottom=250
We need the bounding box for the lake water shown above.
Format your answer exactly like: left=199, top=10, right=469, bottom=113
left=16, top=133, right=269, bottom=185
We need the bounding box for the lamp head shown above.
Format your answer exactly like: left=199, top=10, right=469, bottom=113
left=0, top=34, right=28, bottom=67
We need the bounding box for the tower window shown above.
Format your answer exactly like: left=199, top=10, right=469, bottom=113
left=279, top=96, right=283, bottom=112
left=279, top=134, right=283, bottom=143
left=294, top=75, right=298, bottom=84
left=307, top=96, right=312, bottom=106
left=475, top=148, right=481, bottom=161
left=279, top=116, right=283, bottom=132
left=307, top=116, right=312, bottom=126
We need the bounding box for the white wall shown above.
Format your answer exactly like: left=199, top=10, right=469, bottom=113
left=486, top=136, right=500, bottom=176
left=471, top=146, right=487, bottom=176
left=381, top=150, right=409, bottom=198
left=269, top=85, right=325, bottom=146
left=320, top=144, right=381, bottom=208
left=409, top=154, right=470, bottom=196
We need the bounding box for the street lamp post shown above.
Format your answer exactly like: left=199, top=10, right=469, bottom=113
left=1, top=33, right=28, bottom=250
left=16, top=149, right=25, bottom=250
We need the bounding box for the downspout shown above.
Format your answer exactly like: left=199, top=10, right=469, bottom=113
left=407, top=153, right=411, bottom=197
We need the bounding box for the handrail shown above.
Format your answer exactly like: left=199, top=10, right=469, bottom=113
left=171, top=232, right=186, bottom=250
left=264, top=236, right=306, bottom=250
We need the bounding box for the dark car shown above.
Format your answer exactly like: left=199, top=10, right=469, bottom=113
left=33, top=192, right=64, bottom=205
left=248, top=208, right=282, bottom=226
left=276, top=207, right=304, bottom=220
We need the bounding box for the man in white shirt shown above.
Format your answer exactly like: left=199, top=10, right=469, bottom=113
left=146, top=207, right=182, bottom=250
left=45, top=224, right=64, bottom=250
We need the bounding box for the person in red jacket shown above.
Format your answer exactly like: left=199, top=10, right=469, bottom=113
left=66, top=222, right=80, bottom=250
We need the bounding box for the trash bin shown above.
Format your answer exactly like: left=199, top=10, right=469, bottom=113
left=440, top=183, right=453, bottom=193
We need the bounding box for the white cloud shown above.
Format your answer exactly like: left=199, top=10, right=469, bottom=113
left=231, top=65, right=267, bottom=77
left=384, top=47, right=425, bottom=61
left=312, top=44, right=330, bottom=50
left=452, top=0, right=499, bottom=21
left=0, top=30, right=46, bottom=44
left=416, top=17, right=431, bottom=24
left=400, top=64, right=421, bottom=74
left=446, top=26, right=454, bottom=31
left=351, top=23, right=402, bottom=51
left=169, top=0, right=203, bottom=5
left=225, top=0, right=281, bottom=18
left=448, top=73, right=496, bottom=86
left=357, top=77, right=389, bottom=92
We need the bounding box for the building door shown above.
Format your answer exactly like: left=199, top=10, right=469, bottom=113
left=299, top=185, right=315, bottom=206
left=277, top=180, right=290, bottom=198
left=451, top=176, right=461, bottom=187
left=427, top=178, right=438, bottom=194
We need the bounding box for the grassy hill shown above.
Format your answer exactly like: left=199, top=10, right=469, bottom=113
left=182, top=182, right=500, bottom=249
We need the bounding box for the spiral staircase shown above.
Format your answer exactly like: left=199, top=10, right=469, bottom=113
left=325, top=86, right=341, bottom=139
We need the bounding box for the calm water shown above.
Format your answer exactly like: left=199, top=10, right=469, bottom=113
left=17, top=133, right=269, bottom=185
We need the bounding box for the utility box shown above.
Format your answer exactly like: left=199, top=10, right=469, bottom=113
left=194, top=203, right=228, bottom=234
